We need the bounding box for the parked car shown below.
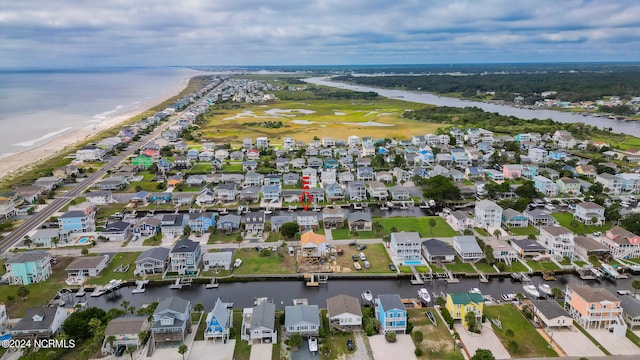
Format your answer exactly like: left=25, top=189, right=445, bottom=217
left=352, top=254, right=359, bottom=261
left=359, top=252, right=367, bottom=261
left=348, top=241, right=356, bottom=247
left=363, top=260, right=371, bottom=269
left=347, top=338, right=354, bottom=351
left=115, top=345, right=126, bottom=357
left=356, top=244, right=367, bottom=251
left=389, top=263, right=397, bottom=271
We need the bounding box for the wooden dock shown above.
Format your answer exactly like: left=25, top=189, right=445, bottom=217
left=409, top=266, right=424, bottom=285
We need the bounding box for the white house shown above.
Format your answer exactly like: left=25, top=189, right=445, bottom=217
left=241, top=301, right=277, bottom=344
left=573, top=202, right=605, bottom=225
left=474, top=200, right=503, bottom=228
left=539, top=226, right=575, bottom=260
left=530, top=300, right=572, bottom=329
left=453, top=236, right=484, bottom=261
left=390, top=232, right=424, bottom=265
left=285, top=304, right=320, bottom=336
left=595, top=173, right=623, bottom=194
left=327, top=294, right=362, bottom=328
left=76, top=146, right=106, bottom=162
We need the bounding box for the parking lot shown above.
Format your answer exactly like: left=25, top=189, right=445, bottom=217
left=546, top=328, right=604, bottom=357
left=587, top=329, right=639, bottom=355
left=455, top=324, right=511, bottom=360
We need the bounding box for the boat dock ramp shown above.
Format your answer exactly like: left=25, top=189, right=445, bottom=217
left=511, top=272, right=531, bottom=282
left=132, top=280, right=149, bottom=294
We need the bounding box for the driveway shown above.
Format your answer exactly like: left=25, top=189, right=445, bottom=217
left=188, top=339, right=235, bottom=360
left=368, top=334, right=417, bottom=360
left=250, top=343, right=273, bottom=360
left=587, top=329, right=639, bottom=355
left=546, top=327, right=605, bottom=357
left=454, top=324, right=511, bottom=360
left=341, top=331, right=373, bottom=360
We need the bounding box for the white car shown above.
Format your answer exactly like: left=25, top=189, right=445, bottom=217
left=359, top=252, right=367, bottom=261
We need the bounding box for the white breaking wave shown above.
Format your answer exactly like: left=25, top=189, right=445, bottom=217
left=93, top=105, right=124, bottom=120
left=13, top=127, right=73, bottom=147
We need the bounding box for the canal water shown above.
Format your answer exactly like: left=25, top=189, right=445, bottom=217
left=304, top=77, right=640, bottom=137
left=72, top=275, right=637, bottom=312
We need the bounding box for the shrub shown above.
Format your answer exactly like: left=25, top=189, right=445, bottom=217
left=406, top=319, right=414, bottom=333
left=6, top=295, right=14, bottom=302
left=385, top=332, right=397, bottom=343
left=412, top=330, right=423, bottom=343
left=415, top=348, right=423, bottom=356
left=440, top=307, right=454, bottom=329
left=507, top=340, right=519, bottom=354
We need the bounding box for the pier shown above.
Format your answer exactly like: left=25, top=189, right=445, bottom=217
left=132, top=280, right=149, bottom=294
left=304, top=273, right=328, bottom=287
left=409, top=266, right=424, bottom=285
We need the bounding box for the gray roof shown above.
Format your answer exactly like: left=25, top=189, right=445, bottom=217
left=102, top=221, right=131, bottom=232
left=347, top=211, right=371, bottom=222
left=620, top=295, right=640, bottom=318
left=59, top=210, right=87, bottom=219
left=154, top=296, right=190, bottom=316
left=218, top=214, right=241, bottom=224
left=12, top=306, right=61, bottom=332
left=503, top=208, right=523, bottom=219
left=203, top=251, right=233, bottom=262
left=327, top=294, right=362, bottom=318
left=530, top=300, right=570, bottom=320
left=377, top=294, right=405, bottom=312
left=270, top=215, right=294, bottom=225
left=391, top=232, right=421, bottom=244
left=454, top=236, right=483, bottom=253
left=65, top=255, right=107, bottom=270
left=136, top=247, right=170, bottom=263
left=574, top=236, right=609, bottom=252
left=285, top=304, right=320, bottom=327
left=541, top=226, right=572, bottom=236
left=6, top=250, right=49, bottom=264
left=451, top=211, right=470, bottom=221
left=421, top=239, right=455, bottom=256
left=105, top=316, right=148, bottom=335
left=251, top=301, right=276, bottom=329
left=171, top=238, right=199, bottom=253
left=512, top=239, right=547, bottom=252
left=210, top=298, right=230, bottom=328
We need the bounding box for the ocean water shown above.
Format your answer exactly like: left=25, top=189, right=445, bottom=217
left=0, top=67, right=199, bottom=158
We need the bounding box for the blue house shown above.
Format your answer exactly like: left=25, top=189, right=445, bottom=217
left=324, top=158, right=339, bottom=169
left=521, top=165, right=538, bottom=179
left=378, top=147, right=389, bottom=155
left=5, top=250, right=52, bottom=285
left=502, top=208, right=528, bottom=228
left=204, top=298, right=232, bottom=342
left=217, top=214, right=241, bottom=233
left=187, top=212, right=216, bottom=233
left=549, top=151, right=567, bottom=161
left=58, top=210, right=96, bottom=233
left=376, top=294, right=407, bottom=334
left=149, top=192, right=173, bottom=203
left=157, top=158, right=174, bottom=172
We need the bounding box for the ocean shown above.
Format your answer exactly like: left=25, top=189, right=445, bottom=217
left=0, top=67, right=199, bottom=159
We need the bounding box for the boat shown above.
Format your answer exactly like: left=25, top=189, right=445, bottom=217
left=501, top=293, right=517, bottom=302
left=418, top=288, right=431, bottom=304
left=254, top=297, right=270, bottom=306
left=308, top=337, right=318, bottom=353
left=419, top=202, right=429, bottom=209
left=538, top=283, right=553, bottom=297
left=169, top=278, right=183, bottom=290
left=469, top=288, right=482, bottom=294
left=237, top=206, right=244, bottom=214
left=104, top=279, right=123, bottom=291
left=264, top=209, right=272, bottom=215
left=361, top=290, right=374, bottom=302
left=523, top=283, right=540, bottom=298
left=219, top=208, right=228, bottom=215
left=234, top=258, right=243, bottom=268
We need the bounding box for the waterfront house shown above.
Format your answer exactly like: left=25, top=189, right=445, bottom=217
left=620, top=295, right=640, bottom=330
left=76, top=145, right=106, bottom=162
left=602, top=226, right=640, bottom=258
left=160, top=214, right=186, bottom=238
left=573, top=236, right=610, bottom=260
left=101, top=221, right=132, bottom=242
left=204, top=298, right=232, bottom=343
left=447, top=211, right=474, bottom=232
left=338, top=170, right=355, bottom=184
left=296, top=211, right=319, bottom=231
left=523, top=208, right=556, bottom=227
left=11, top=306, right=68, bottom=339
left=134, top=217, right=161, bottom=237
left=322, top=207, right=345, bottom=229
left=534, top=175, right=558, bottom=196
left=65, top=255, right=109, bottom=278
left=195, top=188, right=216, bottom=206
left=171, top=192, right=195, bottom=206
left=556, top=177, right=581, bottom=195
left=376, top=171, right=393, bottom=183
left=595, top=173, right=623, bottom=194
left=244, top=211, right=265, bottom=238
left=511, top=239, right=548, bottom=258
left=564, top=284, right=625, bottom=334
left=242, top=301, right=277, bottom=344
left=134, top=247, right=170, bottom=275
left=244, top=172, right=263, bottom=187
left=573, top=202, right=605, bottom=225
left=502, top=164, right=523, bottom=179
left=239, top=187, right=260, bottom=204
left=243, top=160, right=258, bottom=172
left=202, top=251, right=234, bottom=271
left=325, top=183, right=344, bottom=201
left=217, top=214, right=241, bottom=233
left=169, top=238, right=202, bottom=274
left=619, top=173, right=640, bottom=193
left=300, top=231, right=328, bottom=258
left=539, top=226, right=574, bottom=260
left=368, top=181, right=388, bottom=200
left=421, top=239, right=455, bottom=263
left=483, top=237, right=517, bottom=263
left=291, top=158, right=305, bottom=169
left=501, top=208, right=528, bottom=228
left=285, top=304, right=320, bottom=336
left=390, top=232, right=423, bottom=265
left=327, top=294, right=362, bottom=328
left=270, top=215, right=294, bottom=232
left=151, top=296, right=192, bottom=346
left=102, top=316, right=150, bottom=353
left=5, top=250, right=51, bottom=285
left=58, top=210, right=96, bottom=233
left=301, top=168, right=318, bottom=188
left=376, top=294, right=406, bottom=334
left=187, top=212, right=216, bottom=233
left=357, top=167, right=375, bottom=181
left=321, top=168, right=337, bottom=185
left=445, top=292, right=484, bottom=328
left=262, top=185, right=281, bottom=202
left=576, top=165, right=597, bottom=178
left=529, top=300, right=572, bottom=329
left=389, top=186, right=410, bottom=201
left=452, top=236, right=484, bottom=262
left=149, top=192, right=172, bottom=204
left=215, top=183, right=237, bottom=202
left=347, top=211, right=372, bottom=231
left=283, top=172, right=300, bottom=186
left=347, top=181, right=367, bottom=201
left=474, top=200, right=502, bottom=229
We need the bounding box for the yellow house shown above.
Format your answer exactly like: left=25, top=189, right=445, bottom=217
left=445, top=293, right=484, bottom=327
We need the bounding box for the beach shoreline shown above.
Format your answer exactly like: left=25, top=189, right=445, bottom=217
left=0, top=73, right=198, bottom=182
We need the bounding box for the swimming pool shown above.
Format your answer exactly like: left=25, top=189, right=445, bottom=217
left=78, top=237, right=90, bottom=244
left=403, top=260, right=423, bottom=265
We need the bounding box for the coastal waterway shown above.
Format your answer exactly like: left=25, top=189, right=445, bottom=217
left=304, top=77, right=640, bottom=137
left=73, top=274, right=637, bottom=311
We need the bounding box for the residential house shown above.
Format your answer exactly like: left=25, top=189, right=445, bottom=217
left=244, top=211, right=265, bottom=238
left=242, top=301, right=277, bottom=344
left=453, top=236, right=484, bottom=261
left=325, top=183, right=344, bottom=201
left=246, top=149, right=260, bottom=160
left=187, top=212, right=216, bottom=233
left=393, top=167, right=411, bottom=182
left=134, top=217, right=161, bottom=237
left=282, top=137, right=296, bottom=151
left=376, top=294, right=407, bottom=334
left=511, top=239, right=548, bottom=258
left=270, top=215, right=294, bottom=232
left=300, top=231, right=328, bottom=257
left=376, top=171, right=393, bottom=183
left=301, top=168, right=318, bottom=188
left=256, top=136, right=269, bottom=149
left=102, top=316, right=150, bottom=353
left=534, top=175, right=558, bottom=196
left=243, top=138, right=253, bottom=149
left=529, top=300, right=572, bottom=329
left=262, top=185, right=281, bottom=202
left=65, top=255, right=109, bottom=278
left=447, top=211, right=474, bottom=232
left=602, top=226, right=640, bottom=258
left=58, top=210, right=96, bottom=233
left=574, top=236, right=610, bottom=260
left=528, top=148, right=547, bottom=163
left=169, top=238, right=202, bottom=274
left=421, top=239, right=455, bottom=263
left=243, top=160, right=258, bottom=172
left=556, top=177, right=581, bottom=195
left=157, top=158, right=174, bottom=172
left=30, top=228, right=71, bottom=247
left=322, top=207, right=345, bottom=229
left=357, top=167, right=375, bottom=181
left=347, top=181, right=367, bottom=201
left=291, top=158, right=305, bottom=169
left=595, top=173, right=623, bottom=194
left=161, top=214, right=186, bottom=238
left=239, top=187, right=260, bottom=204
left=502, top=164, right=523, bottom=179
left=390, top=232, right=423, bottom=265
left=389, top=186, right=410, bottom=201
left=524, top=208, right=556, bottom=227
left=215, top=183, right=237, bottom=202
left=217, top=214, right=241, bottom=233
left=296, top=212, right=319, bottom=231
left=502, top=208, right=528, bottom=228
left=76, top=145, right=106, bottom=161
left=101, top=221, right=133, bottom=242
left=327, top=294, right=362, bottom=328
left=338, top=171, right=355, bottom=184
left=171, top=192, right=195, bottom=207
left=361, top=143, right=375, bottom=157
left=151, top=297, right=192, bottom=346
left=321, top=169, right=337, bottom=186
left=11, top=306, right=68, bottom=339
left=285, top=304, right=320, bottom=336
left=204, top=298, right=232, bottom=342
left=484, top=237, right=517, bottom=263
left=564, top=284, right=625, bottom=333
left=574, top=202, right=605, bottom=225
left=149, top=192, right=172, bottom=204
left=348, top=135, right=360, bottom=147
left=576, top=165, right=597, bottom=178
left=283, top=173, right=300, bottom=186
left=203, top=251, right=234, bottom=271
left=347, top=212, right=372, bottom=231
left=474, top=200, right=503, bottom=228
left=135, top=247, right=169, bottom=275
left=539, top=226, right=575, bottom=260
left=276, top=158, right=290, bottom=172
left=85, top=191, right=115, bottom=205
left=186, top=175, right=207, bottom=186
left=368, top=181, right=388, bottom=200
left=4, top=250, right=52, bottom=285
left=445, top=293, right=484, bottom=327
left=619, top=173, right=640, bottom=193
left=620, top=295, right=640, bottom=330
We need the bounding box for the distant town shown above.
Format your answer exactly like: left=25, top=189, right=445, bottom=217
left=0, top=75, right=639, bottom=360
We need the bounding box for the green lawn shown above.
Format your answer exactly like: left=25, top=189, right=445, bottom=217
left=484, top=304, right=558, bottom=358
left=223, top=163, right=243, bottom=172
left=86, top=252, right=140, bottom=285
left=232, top=311, right=252, bottom=360
left=475, top=262, right=497, bottom=273
left=233, top=248, right=297, bottom=274
left=377, top=217, right=458, bottom=238
left=552, top=213, right=611, bottom=235
left=526, top=260, right=561, bottom=271
left=508, top=226, right=539, bottom=237
left=474, top=227, right=489, bottom=236
left=400, top=266, right=430, bottom=273
left=330, top=228, right=375, bottom=240
left=407, top=308, right=464, bottom=360
left=142, top=236, right=162, bottom=246
left=503, top=261, right=530, bottom=273
left=445, top=258, right=476, bottom=273
left=187, top=163, right=211, bottom=174
left=208, top=232, right=242, bottom=244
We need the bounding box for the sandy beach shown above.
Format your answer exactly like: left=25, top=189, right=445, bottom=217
left=0, top=74, right=196, bottom=181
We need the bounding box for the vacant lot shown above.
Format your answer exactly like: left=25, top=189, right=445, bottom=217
left=552, top=213, right=611, bottom=234
left=377, top=217, right=458, bottom=238
left=233, top=247, right=297, bottom=274
left=333, top=243, right=393, bottom=273
left=407, top=308, right=464, bottom=360
left=86, top=252, right=140, bottom=285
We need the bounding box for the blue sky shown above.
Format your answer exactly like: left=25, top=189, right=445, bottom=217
left=1, top=0, right=639, bottom=67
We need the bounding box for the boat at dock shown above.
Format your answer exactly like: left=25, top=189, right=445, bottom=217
left=169, top=277, right=193, bottom=289
left=538, top=283, right=553, bottom=297
left=523, top=283, right=540, bottom=298
left=469, top=287, right=481, bottom=294
left=90, top=279, right=123, bottom=297
left=361, top=290, right=374, bottom=302
left=132, top=280, right=149, bottom=294
left=418, top=288, right=431, bottom=304
left=501, top=293, right=517, bottom=302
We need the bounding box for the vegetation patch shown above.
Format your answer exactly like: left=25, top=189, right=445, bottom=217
left=377, top=217, right=458, bottom=237
left=86, top=252, right=140, bottom=285
left=407, top=308, right=464, bottom=360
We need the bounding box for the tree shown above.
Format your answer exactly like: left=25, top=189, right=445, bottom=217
left=514, top=181, right=538, bottom=199
left=350, top=230, right=360, bottom=243
left=421, top=175, right=460, bottom=201
left=106, top=335, right=116, bottom=350
left=88, top=318, right=103, bottom=336
left=194, top=303, right=204, bottom=313
left=62, top=307, right=107, bottom=341
left=280, top=222, right=299, bottom=239
left=183, top=224, right=192, bottom=237
left=588, top=182, right=603, bottom=195
left=289, top=333, right=303, bottom=350
left=81, top=248, right=89, bottom=256
left=493, top=229, right=501, bottom=240
left=471, top=349, right=495, bottom=360
left=428, top=218, right=437, bottom=235
left=178, top=344, right=188, bottom=360
left=551, top=287, right=563, bottom=299
left=505, top=329, right=514, bottom=338
left=126, top=346, right=135, bottom=360
left=385, top=332, right=397, bottom=343
left=17, top=285, right=30, bottom=301
left=390, top=226, right=398, bottom=234
left=23, top=235, right=32, bottom=248
left=507, top=340, right=519, bottom=354
left=621, top=213, right=640, bottom=235
left=51, top=236, right=59, bottom=248
left=465, top=311, right=477, bottom=332
left=632, top=280, right=640, bottom=295
left=484, top=245, right=496, bottom=266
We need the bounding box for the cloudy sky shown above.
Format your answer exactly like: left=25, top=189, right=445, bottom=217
left=1, top=0, right=639, bottom=68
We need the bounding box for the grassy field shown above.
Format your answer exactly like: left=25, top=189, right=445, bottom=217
left=86, top=252, right=140, bottom=285
left=525, top=260, right=561, bottom=271
left=552, top=213, right=612, bottom=234
left=445, top=258, right=476, bottom=273
left=187, top=163, right=212, bottom=174
left=199, top=98, right=441, bottom=145
left=233, top=248, right=297, bottom=274
left=333, top=243, right=393, bottom=273
left=503, top=261, right=530, bottom=273
left=407, top=308, right=464, bottom=360
left=377, top=217, right=458, bottom=238
left=484, top=304, right=558, bottom=358
left=232, top=310, right=252, bottom=360
left=474, top=227, right=489, bottom=236
left=475, top=262, right=497, bottom=273
left=330, top=228, right=375, bottom=240
left=508, top=226, right=540, bottom=236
